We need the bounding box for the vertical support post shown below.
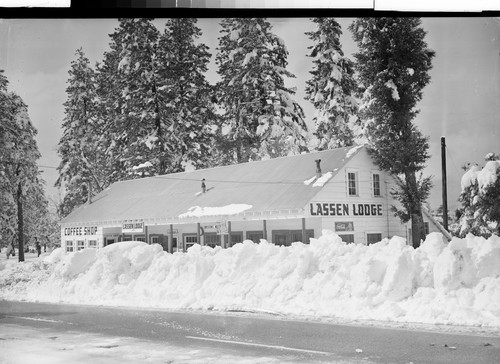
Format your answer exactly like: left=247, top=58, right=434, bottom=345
left=263, top=220, right=267, bottom=242
left=227, top=221, right=232, bottom=248
left=169, top=224, right=174, bottom=253
left=145, top=225, right=148, bottom=245
left=302, top=217, right=307, bottom=244
left=441, top=137, right=449, bottom=231
left=197, top=222, right=202, bottom=246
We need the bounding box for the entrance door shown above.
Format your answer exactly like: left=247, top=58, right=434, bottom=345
left=184, top=234, right=198, bottom=252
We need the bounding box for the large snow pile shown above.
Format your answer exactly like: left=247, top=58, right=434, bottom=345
left=1, top=231, right=499, bottom=328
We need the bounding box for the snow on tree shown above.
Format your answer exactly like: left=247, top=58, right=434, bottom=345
left=305, top=18, right=358, bottom=150
left=56, top=48, right=110, bottom=217
left=349, top=18, right=435, bottom=248
left=0, top=71, right=50, bottom=260
left=215, top=18, right=308, bottom=163
left=156, top=18, right=218, bottom=172
left=458, top=153, right=500, bottom=237
left=97, top=18, right=163, bottom=181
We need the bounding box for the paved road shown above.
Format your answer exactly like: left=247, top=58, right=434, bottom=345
left=0, top=300, right=499, bottom=363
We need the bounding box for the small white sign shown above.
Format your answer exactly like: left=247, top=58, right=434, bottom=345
left=122, top=221, right=144, bottom=234
left=216, top=221, right=228, bottom=235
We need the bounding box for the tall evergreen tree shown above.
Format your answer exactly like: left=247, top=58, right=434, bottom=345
left=157, top=18, right=218, bottom=172
left=216, top=18, right=308, bottom=163
left=349, top=18, right=435, bottom=248
left=0, top=73, right=48, bottom=260
left=97, top=18, right=163, bottom=181
left=56, top=48, right=108, bottom=217
left=305, top=18, right=358, bottom=150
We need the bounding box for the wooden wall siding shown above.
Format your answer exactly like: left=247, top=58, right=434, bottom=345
left=308, top=148, right=409, bottom=244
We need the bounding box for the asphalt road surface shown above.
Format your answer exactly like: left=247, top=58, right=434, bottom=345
left=1, top=300, right=499, bottom=363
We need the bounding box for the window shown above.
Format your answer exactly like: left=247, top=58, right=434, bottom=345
left=66, top=241, right=74, bottom=252
left=135, top=235, right=146, bottom=242
left=246, top=231, right=264, bottom=244
left=372, top=173, right=381, bottom=197
left=150, top=236, right=159, bottom=245
left=123, top=235, right=132, bottom=241
left=88, top=240, right=97, bottom=249
left=347, top=171, right=358, bottom=196
left=227, top=232, right=243, bottom=246
left=290, top=230, right=315, bottom=244
left=77, top=240, right=85, bottom=251
left=338, top=234, right=355, bottom=244
left=204, top=233, right=221, bottom=248
left=367, top=233, right=382, bottom=245
left=273, top=231, right=290, bottom=246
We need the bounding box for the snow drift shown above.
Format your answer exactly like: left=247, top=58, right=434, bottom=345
left=1, top=231, right=499, bottom=328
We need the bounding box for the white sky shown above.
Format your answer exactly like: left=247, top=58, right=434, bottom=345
left=0, top=17, right=499, bottom=212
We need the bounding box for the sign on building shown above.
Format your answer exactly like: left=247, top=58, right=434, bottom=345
left=335, top=221, right=354, bottom=232
left=216, top=221, right=228, bottom=235
left=122, top=221, right=144, bottom=233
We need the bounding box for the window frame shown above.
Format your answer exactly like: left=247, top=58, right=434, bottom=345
left=88, top=240, right=97, bottom=249
left=338, top=234, right=355, bottom=244
left=346, top=169, right=359, bottom=197
left=66, top=241, right=74, bottom=252
left=76, top=240, right=85, bottom=251
left=366, top=233, right=383, bottom=245
left=372, top=172, right=381, bottom=197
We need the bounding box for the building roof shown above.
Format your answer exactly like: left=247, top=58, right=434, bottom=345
left=61, top=145, right=366, bottom=226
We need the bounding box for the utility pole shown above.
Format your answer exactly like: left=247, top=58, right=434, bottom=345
left=441, top=137, right=449, bottom=232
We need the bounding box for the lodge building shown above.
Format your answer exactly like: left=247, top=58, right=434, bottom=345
left=60, top=145, right=450, bottom=253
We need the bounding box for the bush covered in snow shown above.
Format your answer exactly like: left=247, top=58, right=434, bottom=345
left=1, top=231, right=499, bottom=329
left=458, top=153, right=500, bottom=238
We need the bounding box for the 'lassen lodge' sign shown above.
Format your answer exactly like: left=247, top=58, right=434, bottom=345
left=309, top=203, right=383, bottom=217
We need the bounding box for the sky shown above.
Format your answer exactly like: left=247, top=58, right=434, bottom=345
left=0, top=16, right=499, bottom=212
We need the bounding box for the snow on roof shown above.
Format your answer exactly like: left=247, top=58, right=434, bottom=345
left=61, top=145, right=366, bottom=225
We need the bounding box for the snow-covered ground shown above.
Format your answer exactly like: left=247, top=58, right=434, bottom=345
left=1, top=230, right=499, bottom=331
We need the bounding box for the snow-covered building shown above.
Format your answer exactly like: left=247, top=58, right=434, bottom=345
left=60, top=145, right=449, bottom=253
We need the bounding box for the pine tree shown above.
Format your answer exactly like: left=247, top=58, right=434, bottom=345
left=56, top=48, right=108, bottom=217
left=157, top=18, right=218, bottom=172
left=216, top=18, right=308, bottom=163
left=305, top=18, right=358, bottom=150
left=97, top=18, right=162, bottom=181
left=0, top=73, right=48, bottom=260
left=349, top=18, right=435, bottom=248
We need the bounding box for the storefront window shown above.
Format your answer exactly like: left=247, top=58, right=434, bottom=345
left=366, top=233, right=382, bottom=245
left=338, top=234, right=355, bottom=244
left=77, top=240, right=85, bottom=251
left=66, top=241, right=74, bottom=252
left=246, top=231, right=264, bottom=244
left=88, top=240, right=97, bottom=248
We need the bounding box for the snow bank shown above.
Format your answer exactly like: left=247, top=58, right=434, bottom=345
left=1, top=231, right=499, bottom=329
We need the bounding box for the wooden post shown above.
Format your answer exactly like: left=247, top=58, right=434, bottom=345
left=227, top=221, right=232, bottom=248
left=302, top=218, right=307, bottom=244
left=197, top=222, right=202, bottom=246
left=169, top=224, right=174, bottom=253
left=263, top=220, right=267, bottom=242
left=145, top=225, right=148, bottom=244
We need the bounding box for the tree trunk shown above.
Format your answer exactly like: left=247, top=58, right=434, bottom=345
left=17, top=181, right=25, bottom=262
left=406, top=171, right=426, bottom=248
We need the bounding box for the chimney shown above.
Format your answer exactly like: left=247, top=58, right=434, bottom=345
left=201, top=178, right=206, bottom=193
left=315, top=159, right=322, bottom=179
